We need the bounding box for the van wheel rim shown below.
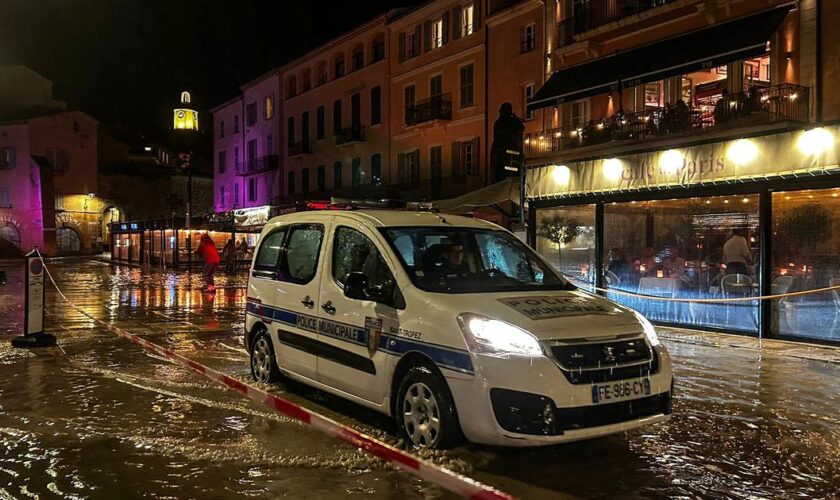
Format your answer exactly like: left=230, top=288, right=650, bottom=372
left=402, top=382, right=441, bottom=448
left=252, top=336, right=272, bottom=382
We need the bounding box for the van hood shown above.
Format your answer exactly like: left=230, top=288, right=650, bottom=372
left=437, top=289, right=644, bottom=341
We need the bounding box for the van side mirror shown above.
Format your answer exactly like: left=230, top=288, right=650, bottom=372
left=344, top=272, right=370, bottom=301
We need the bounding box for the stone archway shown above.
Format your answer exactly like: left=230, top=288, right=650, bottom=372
left=0, top=222, right=21, bottom=248
left=56, top=226, right=81, bottom=254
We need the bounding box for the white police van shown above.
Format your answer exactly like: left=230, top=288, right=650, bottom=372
left=245, top=205, right=673, bottom=449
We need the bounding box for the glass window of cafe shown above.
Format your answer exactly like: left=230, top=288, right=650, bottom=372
left=535, top=205, right=596, bottom=285
left=601, top=195, right=760, bottom=333
left=772, top=188, right=840, bottom=342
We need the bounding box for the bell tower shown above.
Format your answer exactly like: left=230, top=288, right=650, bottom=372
left=173, top=91, right=199, bottom=131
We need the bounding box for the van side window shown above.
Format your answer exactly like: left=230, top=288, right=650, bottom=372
left=333, top=227, right=395, bottom=294
left=254, top=229, right=287, bottom=272
left=281, top=224, right=324, bottom=284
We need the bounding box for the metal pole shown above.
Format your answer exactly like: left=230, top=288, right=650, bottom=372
left=186, top=152, right=193, bottom=270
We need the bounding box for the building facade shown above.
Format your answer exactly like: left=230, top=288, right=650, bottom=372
left=524, top=0, right=840, bottom=344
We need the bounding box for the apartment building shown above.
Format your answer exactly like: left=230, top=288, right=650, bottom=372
left=282, top=15, right=390, bottom=200
left=212, top=70, right=282, bottom=211
left=524, top=0, right=840, bottom=344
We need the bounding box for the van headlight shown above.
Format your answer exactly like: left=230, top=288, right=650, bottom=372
left=457, top=314, right=543, bottom=357
left=633, top=311, right=661, bottom=347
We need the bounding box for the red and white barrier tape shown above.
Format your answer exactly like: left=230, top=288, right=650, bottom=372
left=36, top=254, right=513, bottom=500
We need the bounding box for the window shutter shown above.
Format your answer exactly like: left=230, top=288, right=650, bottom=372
left=412, top=150, right=421, bottom=183
left=413, top=25, right=421, bottom=56
left=423, top=20, right=432, bottom=52
left=473, top=0, right=481, bottom=33
left=452, top=6, right=462, bottom=40
left=442, top=11, right=450, bottom=44
left=451, top=141, right=461, bottom=178
left=397, top=152, right=406, bottom=183
left=471, top=137, right=480, bottom=171
left=398, top=32, right=406, bottom=62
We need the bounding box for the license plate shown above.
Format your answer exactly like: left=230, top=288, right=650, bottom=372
left=591, top=378, right=651, bottom=404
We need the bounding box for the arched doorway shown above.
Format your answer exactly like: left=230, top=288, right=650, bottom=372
left=0, top=223, right=21, bottom=249
left=56, top=226, right=81, bottom=254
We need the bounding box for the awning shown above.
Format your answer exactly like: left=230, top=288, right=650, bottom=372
left=434, top=178, right=520, bottom=214
left=528, top=6, right=792, bottom=110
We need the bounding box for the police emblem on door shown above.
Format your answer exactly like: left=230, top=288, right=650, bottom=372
left=365, top=317, right=383, bottom=357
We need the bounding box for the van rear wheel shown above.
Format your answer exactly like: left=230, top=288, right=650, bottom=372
left=396, top=366, right=462, bottom=450
left=250, top=329, right=280, bottom=383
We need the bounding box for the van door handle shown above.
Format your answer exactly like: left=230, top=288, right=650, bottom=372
left=301, top=296, right=315, bottom=308
left=321, top=301, right=336, bottom=314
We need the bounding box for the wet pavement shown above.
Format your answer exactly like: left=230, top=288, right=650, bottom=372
left=0, top=258, right=838, bottom=499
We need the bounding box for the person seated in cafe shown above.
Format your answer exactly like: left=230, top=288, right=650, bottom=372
left=673, top=100, right=691, bottom=132
left=427, top=239, right=472, bottom=282
left=722, top=228, right=752, bottom=276
left=607, top=247, right=632, bottom=284
left=638, top=246, right=658, bottom=276
left=662, top=245, right=686, bottom=276
left=714, top=89, right=731, bottom=124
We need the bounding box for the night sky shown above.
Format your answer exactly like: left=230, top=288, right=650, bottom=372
left=0, top=0, right=413, bottom=153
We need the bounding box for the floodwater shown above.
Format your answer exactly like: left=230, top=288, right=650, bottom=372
left=0, top=259, right=838, bottom=499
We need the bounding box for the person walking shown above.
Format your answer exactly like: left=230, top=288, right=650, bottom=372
left=223, top=238, right=236, bottom=274
left=196, top=234, right=221, bottom=291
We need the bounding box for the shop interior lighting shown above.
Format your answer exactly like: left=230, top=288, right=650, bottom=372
left=659, top=149, right=683, bottom=174
left=727, top=139, right=758, bottom=165
left=603, top=158, right=622, bottom=180
left=797, top=127, right=834, bottom=156
left=551, top=164, right=571, bottom=185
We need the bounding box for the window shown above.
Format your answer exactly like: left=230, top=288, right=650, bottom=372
left=372, top=37, right=385, bottom=61
left=233, top=114, right=240, bottom=133
left=430, top=74, right=442, bottom=98
left=332, top=227, right=396, bottom=300
left=218, top=151, right=226, bottom=174
left=248, top=178, right=257, bottom=201
left=266, top=134, right=274, bottom=155
left=302, top=69, right=312, bottom=92
left=302, top=168, right=310, bottom=195
left=0, top=187, right=11, bottom=207
left=287, top=76, right=297, bottom=98
left=404, top=85, right=415, bottom=124
left=333, top=161, right=343, bottom=188
left=405, top=27, right=420, bottom=59
left=219, top=185, right=225, bottom=207
left=234, top=182, right=240, bottom=207
left=459, top=64, right=474, bottom=107
left=317, top=62, right=328, bottom=85
left=370, top=86, right=381, bottom=125
left=246, top=102, right=257, bottom=126
left=351, top=45, right=364, bottom=71
left=316, top=105, right=325, bottom=139
left=219, top=120, right=225, bottom=138
left=317, top=165, right=326, bottom=191
left=287, top=171, right=295, bottom=195
left=453, top=139, right=479, bottom=177
left=247, top=139, right=257, bottom=164
left=570, top=101, right=586, bottom=128
left=265, top=95, right=274, bottom=119
left=287, top=116, right=295, bottom=146
left=301, top=111, right=310, bottom=143
left=54, top=191, right=64, bottom=210
left=461, top=3, right=475, bottom=37
left=283, top=224, right=324, bottom=284
left=432, top=18, right=444, bottom=49
left=334, top=56, right=345, bottom=78
left=463, top=141, right=475, bottom=175
left=352, top=157, right=362, bottom=185
left=234, top=146, right=239, bottom=169
left=524, top=83, right=535, bottom=120
left=0, top=147, right=14, bottom=170
left=522, top=23, right=536, bottom=53
left=430, top=146, right=442, bottom=184
left=47, top=149, right=69, bottom=173
left=398, top=150, right=420, bottom=185
left=371, top=153, right=381, bottom=184
left=333, top=99, right=342, bottom=135
left=254, top=229, right=287, bottom=272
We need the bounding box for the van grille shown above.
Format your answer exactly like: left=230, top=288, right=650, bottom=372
left=547, top=337, right=657, bottom=384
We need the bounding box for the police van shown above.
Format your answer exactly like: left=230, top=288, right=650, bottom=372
left=245, top=204, right=673, bottom=449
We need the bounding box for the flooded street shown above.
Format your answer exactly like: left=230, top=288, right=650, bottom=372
left=0, top=259, right=839, bottom=499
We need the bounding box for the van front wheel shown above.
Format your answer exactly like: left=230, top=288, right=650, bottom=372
left=250, top=329, right=280, bottom=383
left=396, top=366, right=462, bottom=450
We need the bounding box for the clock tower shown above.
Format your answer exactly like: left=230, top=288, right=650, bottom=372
left=173, top=91, right=199, bottom=131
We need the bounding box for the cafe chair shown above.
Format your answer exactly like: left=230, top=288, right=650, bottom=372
left=604, top=269, right=621, bottom=287
left=721, top=274, right=757, bottom=330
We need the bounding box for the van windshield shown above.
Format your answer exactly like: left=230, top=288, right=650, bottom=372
left=381, top=227, right=576, bottom=294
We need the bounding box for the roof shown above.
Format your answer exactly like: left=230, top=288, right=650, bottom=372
left=266, top=209, right=499, bottom=230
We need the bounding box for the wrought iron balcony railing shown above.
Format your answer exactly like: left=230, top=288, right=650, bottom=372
left=572, top=0, right=680, bottom=35
left=234, top=155, right=279, bottom=176
left=335, top=125, right=366, bottom=145
left=525, top=83, right=810, bottom=156
left=288, top=141, right=313, bottom=157
left=406, top=93, right=452, bottom=126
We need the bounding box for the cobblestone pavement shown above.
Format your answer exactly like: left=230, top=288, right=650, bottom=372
left=0, top=259, right=838, bottom=499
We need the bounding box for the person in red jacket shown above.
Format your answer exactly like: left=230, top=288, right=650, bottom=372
left=196, top=233, right=221, bottom=290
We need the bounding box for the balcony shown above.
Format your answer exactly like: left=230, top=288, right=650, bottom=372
left=288, top=141, right=313, bottom=157
left=525, top=83, right=809, bottom=157
left=335, top=125, right=366, bottom=145
left=234, top=155, right=279, bottom=176
left=406, top=93, right=452, bottom=126
left=563, top=0, right=680, bottom=39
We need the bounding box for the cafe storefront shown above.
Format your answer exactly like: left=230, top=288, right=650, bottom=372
left=527, top=124, right=840, bottom=344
